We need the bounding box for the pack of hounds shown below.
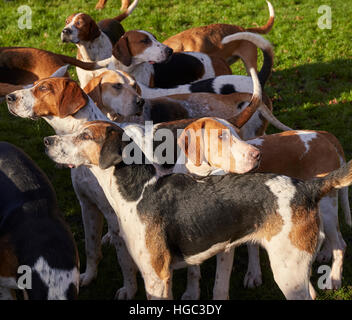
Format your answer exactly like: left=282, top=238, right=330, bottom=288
left=0, top=0, right=350, bottom=300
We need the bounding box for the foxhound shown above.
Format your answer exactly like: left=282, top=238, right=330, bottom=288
left=163, top=1, right=274, bottom=73
left=99, top=31, right=271, bottom=88
left=177, top=119, right=350, bottom=297
left=0, top=142, right=79, bottom=300
left=44, top=120, right=352, bottom=300
left=61, top=0, right=139, bottom=87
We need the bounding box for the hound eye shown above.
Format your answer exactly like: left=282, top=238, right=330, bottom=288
left=76, top=21, right=80, bottom=27
left=80, top=132, right=91, bottom=140
left=220, top=132, right=229, bottom=140
left=65, top=19, right=69, bottom=24
left=38, top=85, right=48, bottom=91
left=141, top=38, right=151, bottom=44
left=113, top=83, right=123, bottom=90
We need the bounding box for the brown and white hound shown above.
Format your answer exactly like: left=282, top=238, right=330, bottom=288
left=96, top=29, right=232, bottom=87
left=178, top=119, right=350, bottom=297
left=163, top=1, right=274, bottom=76
left=61, top=0, right=139, bottom=87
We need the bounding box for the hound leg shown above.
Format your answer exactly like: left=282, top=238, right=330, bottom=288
left=78, top=198, right=104, bottom=287
left=143, top=270, right=173, bottom=300
left=181, top=266, right=201, bottom=300
left=265, top=241, right=316, bottom=300
left=319, top=193, right=346, bottom=289
left=244, top=244, right=263, bottom=288
left=95, top=0, right=108, bottom=10
left=0, top=287, right=15, bottom=300
left=213, top=248, right=235, bottom=300
left=106, top=217, right=138, bottom=300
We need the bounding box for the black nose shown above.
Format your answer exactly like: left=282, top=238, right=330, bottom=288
left=6, top=94, right=16, bottom=102
left=136, top=97, right=145, bottom=108
left=165, top=47, right=173, bottom=56
left=44, top=137, right=55, bottom=147
left=62, top=28, right=72, bottom=35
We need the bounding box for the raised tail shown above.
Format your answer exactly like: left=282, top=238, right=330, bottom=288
left=221, top=32, right=274, bottom=88
left=307, top=160, right=352, bottom=203
left=114, top=0, right=139, bottom=22
left=246, top=1, right=275, bottom=34
left=258, top=103, right=293, bottom=132
left=228, top=67, right=262, bottom=128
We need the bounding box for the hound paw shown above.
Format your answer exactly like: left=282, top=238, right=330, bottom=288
left=80, top=272, right=97, bottom=287
left=114, top=286, right=136, bottom=300
left=101, top=232, right=113, bottom=246
left=243, top=271, right=262, bottom=289
left=181, top=288, right=200, bottom=300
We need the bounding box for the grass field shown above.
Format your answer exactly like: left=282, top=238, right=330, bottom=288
left=0, top=0, right=352, bottom=300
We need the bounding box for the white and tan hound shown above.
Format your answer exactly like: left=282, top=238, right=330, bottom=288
left=61, top=0, right=139, bottom=87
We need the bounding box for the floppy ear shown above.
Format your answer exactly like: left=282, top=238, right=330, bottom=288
left=99, top=126, right=124, bottom=169
left=89, top=20, right=101, bottom=40
left=113, top=35, right=132, bottom=66
left=50, top=65, right=69, bottom=78
left=83, top=75, right=104, bottom=110
left=177, top=119, right=206, bottom=167
left=58, top=80, right=88, bottom=118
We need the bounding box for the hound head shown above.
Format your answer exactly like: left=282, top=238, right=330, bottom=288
left=44, top=121, right=127, bottom=169
left=61, top=13, right=101, bottom=44
left=84, top=70, right=144, bottom=120
left=178, top=117, right=261, bottom=174
left=6, top=77, right=88, bottom=120
left=111, top=30, right=173, bottom=67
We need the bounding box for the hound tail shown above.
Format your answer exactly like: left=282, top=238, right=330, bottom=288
left=246, top=1, right=275, bottom=34
left=228, top=67, right=262, bottom=128
left=307, top=160, right=352, bottom=203
left=56, top=54, right=104, bottom=71
left=114, top=0, right=139, bottom=22
left=222, top=32, right=274, bottom=88
left=258, top=104, right=293, bottom=132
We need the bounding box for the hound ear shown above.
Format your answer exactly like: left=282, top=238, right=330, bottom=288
left=83, top=75, right=104, bottom=110
left=58, top=80, right=88, bottom=118
left=99, top=126, right=124, bottom=169
left=177, top=119, right=206, bottom=167
left=50, top=65, right=69, bottom=78
left=113, top=35, right=132, bottom=66
left=89, top=20, right=101, bottom=40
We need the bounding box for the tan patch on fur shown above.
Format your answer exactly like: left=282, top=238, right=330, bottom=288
left=255, top=131, right=341, bottom=181
left=0, top=235, right=18, bottom=278
left=209, top=55, right=232, bottom=76
left=70, top=14, right=101, bottom=42
left=255, top=212, right=284, bottom=241
left=289, top=205, right=320, bottom=254
left=32, top=78, right=88, bottom=118
left=145, top=221, right=171, bottom=281
left=125, top=30, right=153, bottom=56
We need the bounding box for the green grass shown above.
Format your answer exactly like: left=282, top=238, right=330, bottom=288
left=0, top=0, right=351, bottom=300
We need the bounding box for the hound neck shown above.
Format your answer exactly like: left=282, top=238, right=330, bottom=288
left=77, top=32, right=112, bottom=62
left=109, top=58, right=153, bottom=86
left=43, top=97, right=109, bottom=135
